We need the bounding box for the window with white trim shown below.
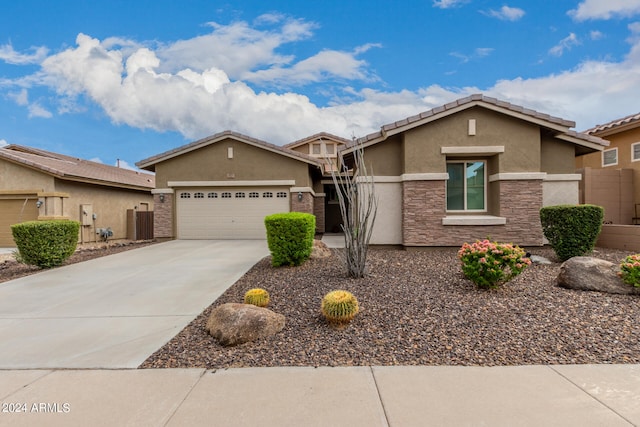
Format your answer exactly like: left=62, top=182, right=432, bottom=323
left=446, top=161, right=486, bottom=211
left=602, top=148, right=618, bottom=167
left=632, top=142, right=640, bottom=162
left=311, top=143, right=321, bottom=155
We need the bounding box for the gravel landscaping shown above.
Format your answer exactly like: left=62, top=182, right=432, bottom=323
left=141, top=245, right=640, bottom=369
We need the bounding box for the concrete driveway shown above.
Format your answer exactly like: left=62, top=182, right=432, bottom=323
left=0, top=240, right=269, bottom=369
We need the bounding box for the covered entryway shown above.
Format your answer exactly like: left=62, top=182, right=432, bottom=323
left=0, top=198, right=38, bottom=246
left=176, top=187, right=290, bottom=239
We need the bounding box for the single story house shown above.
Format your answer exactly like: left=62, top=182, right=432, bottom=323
left=137, top=94, right=608, bottom=247
left=0, top=144, right=155, bottom=246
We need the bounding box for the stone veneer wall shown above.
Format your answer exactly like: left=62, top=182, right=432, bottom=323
left=290, top=192, right=314, bottom=215
left=402, top=179, right=544, bottom=247
left=153, top=193, right=173, bottom=240
left=313, top=195, right=325, bottom=233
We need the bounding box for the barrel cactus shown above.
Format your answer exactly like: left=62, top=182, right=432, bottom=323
left=244, top=288, right=270, bottom=307
left=321, top=290, right=359, bottom=324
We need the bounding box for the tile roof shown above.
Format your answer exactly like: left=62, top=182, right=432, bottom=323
left=136, top=130, right=321, bottom=170
left=348, top=94, right=607, bottom=149
left=0, top=145, right=155, bottom=190
left=584, top=112, right=640, bottom=135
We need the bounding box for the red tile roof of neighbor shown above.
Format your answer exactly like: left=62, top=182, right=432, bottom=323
left=585, top=112, right=640, bottom=136
left=348, top=94, right=609, bottom=149
left=0, top=145, right=155, bottom=190
left=136, top=130, right=321, bottom=171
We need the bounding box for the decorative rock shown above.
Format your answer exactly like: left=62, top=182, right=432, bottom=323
left=557, top=257, right=640, bottom=295
left=310, top=240, right=332, bottom=259
left=206, top=303, right=285, bottom=346
left=529, top=255, right=552, bottom=265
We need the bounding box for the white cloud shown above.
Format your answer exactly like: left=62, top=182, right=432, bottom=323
left=570, top=0, right=640, bottom=21
left=549, top=33, right=581, bottom=56
left=590, top=30, right=605, bottom=40
left=433, top=0, right=469, bottom=9
left=158, top=16, right=315, bottom=78
left=483, top=5, right=526, bottom=21
left=242, top=46, right=378, bottom=86
left=28, top=102, right=52, bottom=118
left=4, top=15, right=640, bottom=145
left=0, top=139, right=8, bottom=147
left=450, top=47, right=494, bottom=63
left=7, top=88, right=52, bottom=118
left=8, top=88, right=28, bottom=106
left=0, top=43, right=48, bottom=65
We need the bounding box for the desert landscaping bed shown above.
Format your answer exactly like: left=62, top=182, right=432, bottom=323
left=141, top=245, right=640, bottom=369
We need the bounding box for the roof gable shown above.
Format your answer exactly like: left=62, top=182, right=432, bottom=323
left=136, top=130, right=321, bottom=171
left=346, top=94, right=608, bottom=153
left=284, top=132, right=351, bottom=150
left=0, top=145, right=155, bottom=190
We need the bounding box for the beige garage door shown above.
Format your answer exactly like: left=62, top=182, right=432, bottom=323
left=176, top=187, right=290, bottom=239
left=0, top=199, right=38, bottom=246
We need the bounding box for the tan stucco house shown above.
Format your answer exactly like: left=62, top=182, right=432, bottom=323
left=576, top=112, right=640, bottom=224
left=343, top=95, right=608, bottom=247
left=136, top=131, right=326, bottom=240
left=137, top=94, right=608, bottom=247
left=0, top=145, right=155, bottom=247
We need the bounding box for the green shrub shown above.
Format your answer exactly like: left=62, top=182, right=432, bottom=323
left=540, top=204, right=604, bottom=261
left=11, top=220, right=80, bottom=268
left=321, top=290, right=359, bottom=324
left=619, top=254, right=640, bottom=287
left=264, top=212, right=315, bottom=267
left=458, top=239, right=531, bottom=289
left=244, top=288, right=270, bottom=307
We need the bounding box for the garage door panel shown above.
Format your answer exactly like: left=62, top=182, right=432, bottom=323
left=177, top=187, right=289, bottom=239
left=0, top=199, right=38, bottom=246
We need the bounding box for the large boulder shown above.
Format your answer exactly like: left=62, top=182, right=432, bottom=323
left=206, top=303, right=285, bottom=346
left=557, top=257, right=640, bottom=295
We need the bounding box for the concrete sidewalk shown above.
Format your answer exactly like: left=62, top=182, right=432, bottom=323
left=0, top=365, right=638, bottom=426
left=0, top=240, right=269, bottom=369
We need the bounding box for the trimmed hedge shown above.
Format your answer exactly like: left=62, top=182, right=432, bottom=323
left=11, top=220, right=80, bottom=268
left=264, top=212, right=315, bottom=267
left=540, top=204, right=604, bottom=262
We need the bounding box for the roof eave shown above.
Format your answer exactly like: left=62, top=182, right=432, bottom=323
left=136, top=131, right=322, bottom=169
left=342, top=99, right=576, bottom=156
left=555, top=133, right=609, bottom=153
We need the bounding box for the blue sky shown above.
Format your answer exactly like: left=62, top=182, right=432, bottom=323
left=2, top=0, right=640, bottom=170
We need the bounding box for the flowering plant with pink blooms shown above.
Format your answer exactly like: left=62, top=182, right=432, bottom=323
left=619, top=254, right=640, bottom=287
left=457, top=239, right=531, bottom=289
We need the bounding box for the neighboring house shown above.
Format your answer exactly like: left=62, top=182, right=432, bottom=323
left=576, top=112, right=640, bottom=224
left=137, top=94, right=608, bottom=247
left=0, top=145, right=155, bottom=247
